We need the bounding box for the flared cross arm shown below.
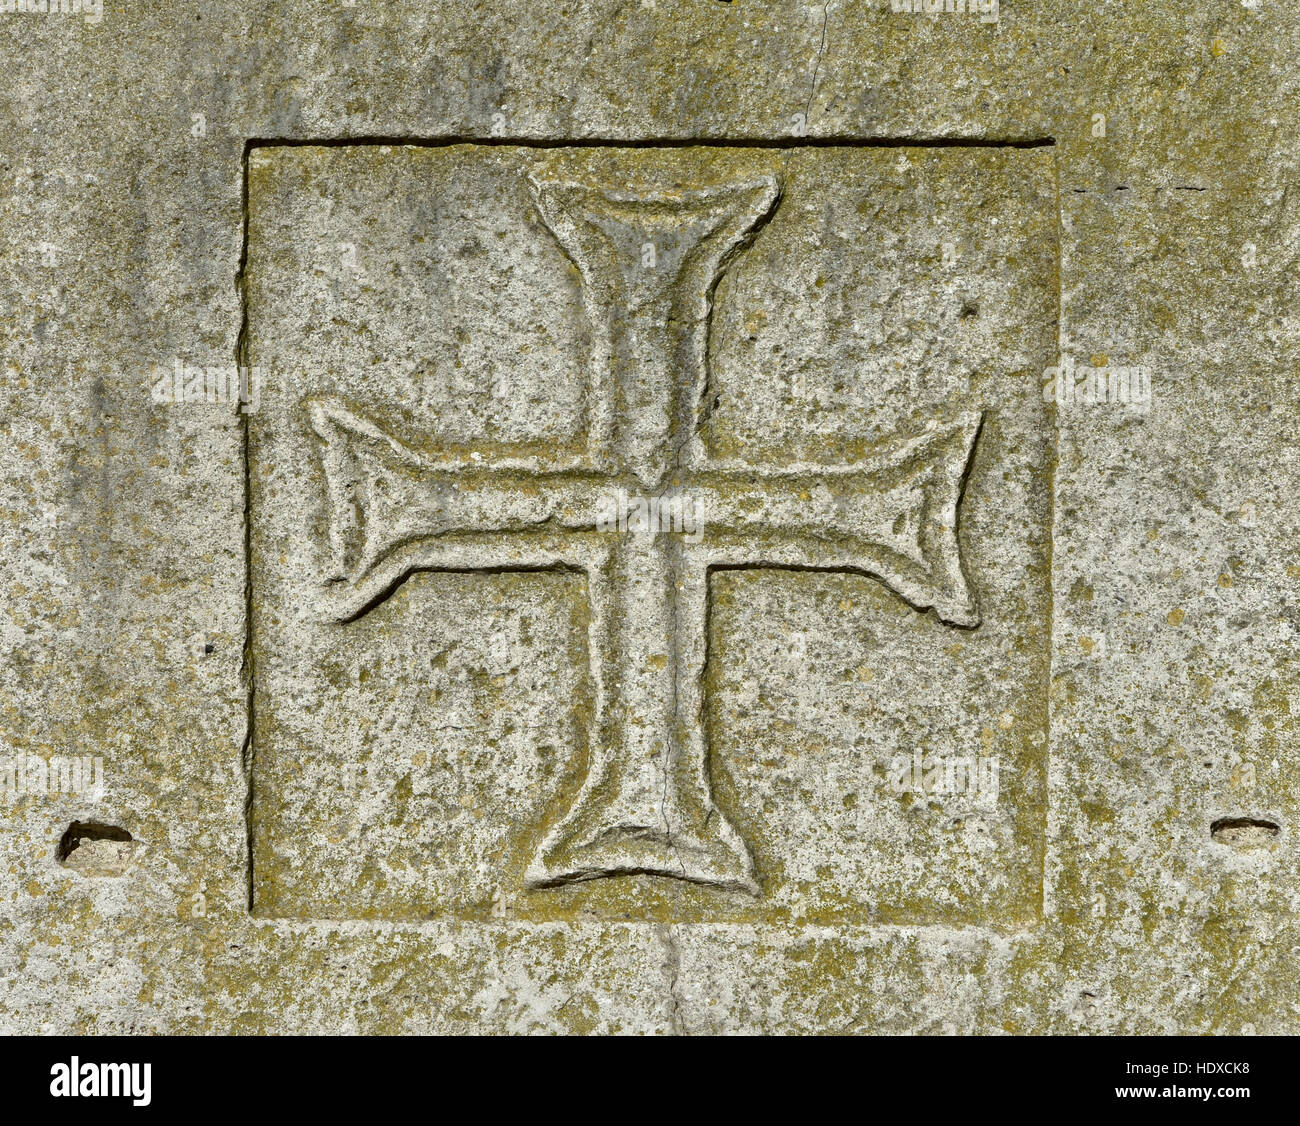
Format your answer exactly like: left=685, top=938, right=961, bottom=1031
left=528, top=172, right=782, bottom=486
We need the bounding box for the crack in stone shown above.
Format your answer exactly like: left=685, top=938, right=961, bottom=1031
left=806, top=0, right=832, bottom=127
left=660, top=923, right=684, bottom=1034
left=776, top=2, right=832, bottom=199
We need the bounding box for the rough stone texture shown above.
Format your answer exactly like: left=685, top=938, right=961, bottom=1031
left=1, top=1, right=1299, bottom=1034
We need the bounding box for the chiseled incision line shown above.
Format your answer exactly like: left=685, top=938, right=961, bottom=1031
left=237, top=140, right=257, bottom=911
left=239, top=137, right=1055, bottom=154
left=294, top=161, right=985, bottom=896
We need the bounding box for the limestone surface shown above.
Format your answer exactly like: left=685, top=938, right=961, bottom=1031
left=1, top=0, right=1299, bottom=1034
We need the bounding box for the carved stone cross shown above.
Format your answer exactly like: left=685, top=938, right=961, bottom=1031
left=305, top=169, right=982, bottom=893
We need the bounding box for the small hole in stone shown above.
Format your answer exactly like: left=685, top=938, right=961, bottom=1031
left=203, top=642, right=215, bottom=655
left=58, top=821, right=132, bottom=863
left=1210, top=817, right=1280, bottom=849
left=959, top=300, right=979, bottom=318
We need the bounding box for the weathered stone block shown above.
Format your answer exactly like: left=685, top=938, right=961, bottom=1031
left=3, top=0, right=1299, bottom=1036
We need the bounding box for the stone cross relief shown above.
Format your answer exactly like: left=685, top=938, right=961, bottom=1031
left=303, top=168, right=983, bottom=894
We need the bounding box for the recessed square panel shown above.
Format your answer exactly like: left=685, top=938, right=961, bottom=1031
left=245, top=143, right=1056, bottom=924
